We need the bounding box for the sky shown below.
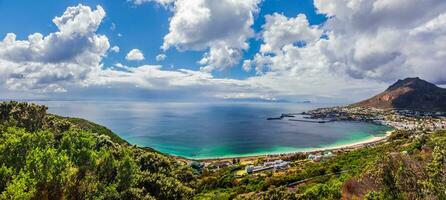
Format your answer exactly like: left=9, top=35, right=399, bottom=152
left=0, top=0, right=445, bottom=103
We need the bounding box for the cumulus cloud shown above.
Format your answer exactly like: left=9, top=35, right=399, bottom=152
left=52, top=5, right=105, bottom=36
left=0, top=4, right=109, bottom=92
left=248, top=12, right=326, bottom=75
left=3, top=1, right=446, bottom=103
left=0, top=4, right=270, bottom=100
left=244, top=0, right=446, bottom=90
left=260, top=13, right=322, bottom=53
left=155, top=54, right=166, bottom=61
left=313, top=0, right=446, bottom=84
left=162, top=0, right=260, bottom=71
left=110, top=45, right=120, bottom=53
left=198, top=44, right=242, bottom=72
left=125, top=49, right=145, bottom=61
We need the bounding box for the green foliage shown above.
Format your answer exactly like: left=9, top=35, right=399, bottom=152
left=116, top=149, right=140, bottom=192
left=0, top=101, right=195, bottom=199
left=388, top=130, right=411, bottom=141
left=405, top=134, right=427, bottom=154
left=423, top=145, right=446, bottom=199
left=25, top=147, right=74, bottom=199
left=96, top=149, right=117, bottom=184
left=63, top=117, right=128, bottom=145
left=357, top=130, right=446, bottom=200
left=0, top=172, right=36, bottom=200
left=0, top=101, right=47, bottom=132
left=380, top=157, right=402, bottom=200
left=197, top=129, right=446, bottom=199
left=259, top=186, right=296, bottom=200
left=0, top=165, right=13, bottom=191
left=194, top=189, right=232, bottom=200
left=296, top=178, right=342, bottom=200
left=141, top=172, right=194, bottom=200
left=364, top=191, right=389, bottom=200
left=2, top=101, right=446, bottom=199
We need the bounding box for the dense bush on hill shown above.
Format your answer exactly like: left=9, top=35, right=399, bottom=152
left=195, top=129, right=446, bottom=200
left=0, top=102, right=195, bottom=200
left=1, top=101, right=446, bottom=199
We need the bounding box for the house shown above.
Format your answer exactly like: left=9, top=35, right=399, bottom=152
left=210, top=161, right=232, bottom=170
left=245, top=160, right=289, bottom=174
left=308, top=151, right=334, bottom=161
left=264, top=160, right=289, bottom=169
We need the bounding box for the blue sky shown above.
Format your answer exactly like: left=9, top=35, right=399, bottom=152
left=0, top=0, right=325, bottom=80
left=0, top=0, right=445, bottom=102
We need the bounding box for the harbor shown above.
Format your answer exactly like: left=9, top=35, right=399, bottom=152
left=267, top=113, right=334, bottom=123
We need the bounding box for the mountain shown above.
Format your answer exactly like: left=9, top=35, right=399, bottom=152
left=353, top=77, right=446, bottom=112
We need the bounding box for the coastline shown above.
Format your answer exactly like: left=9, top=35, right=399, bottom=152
left=194, top=130, right=394, bottom=162
left=28, top=100, right=394, bottom=164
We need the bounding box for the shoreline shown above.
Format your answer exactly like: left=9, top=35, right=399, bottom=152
left=192, top=130, right=394, bottom=162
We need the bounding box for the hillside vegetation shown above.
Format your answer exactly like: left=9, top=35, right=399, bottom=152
left=194, top=130, right=446, bottom=200
left=0, top=102, right=196, bottom=200
left=1, top=101, right=446, bottom=199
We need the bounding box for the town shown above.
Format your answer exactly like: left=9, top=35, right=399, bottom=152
left=191, top=106, right=446, bottom=179
left=305, top=106, right=446, bottom=131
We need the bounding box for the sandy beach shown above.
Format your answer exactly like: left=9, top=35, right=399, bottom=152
left=192, top=130, right=394, bottom=163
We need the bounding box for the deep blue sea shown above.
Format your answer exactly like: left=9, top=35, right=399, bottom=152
left=33, top=101, right=390, bottom=159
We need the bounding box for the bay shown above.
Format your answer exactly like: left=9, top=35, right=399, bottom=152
left=34, top=101, right=390, bottom=159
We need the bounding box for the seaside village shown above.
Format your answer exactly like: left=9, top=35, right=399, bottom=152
left=306, top=106, right=446, bottom=131
left=188, top=150, right=341, bottom=179
left=188, top=107, right=446, bottom=178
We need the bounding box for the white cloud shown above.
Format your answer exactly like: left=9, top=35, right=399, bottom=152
left=0, top=4, right=109, bottom=92
left=410, top=13, right=446, bottom=37
left=242, top=60, right=252, bottom=72
left=244, top=0, right=446, bottom=94
left=162, top=0, right=260, bottom=71
left=199, top=44, right=242, bottom=72
left=0, top=4, right=263, bottom=99
left=130, top=0, right=174, bottom=7
left=248, top=13, right=327, bottom=76
left=125, top=49, right=145, bottom=61
left=313, top=0, right=446, bottom=84
left=155, top=53, right=166, bottom=61
left=3, top=1, right=446, bottom=103
left=52, top=5, right=105, bottom=36
left=260, top=13, right=322, bottom=54
left=110, top=45, right=120, bottom=53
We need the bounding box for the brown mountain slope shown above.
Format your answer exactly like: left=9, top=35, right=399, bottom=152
left=352, top=77, right=446, bottom=112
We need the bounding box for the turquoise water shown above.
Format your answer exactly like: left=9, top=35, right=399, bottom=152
left=35, top=101, right=391, bottom=159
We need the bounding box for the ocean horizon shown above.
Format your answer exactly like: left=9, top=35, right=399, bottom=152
left=32, top=101, right=390, bottom=159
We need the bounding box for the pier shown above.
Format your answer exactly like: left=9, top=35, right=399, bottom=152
left=288, top=119, right=334, bottom=123
left=267, top=113, right=334, bottom=123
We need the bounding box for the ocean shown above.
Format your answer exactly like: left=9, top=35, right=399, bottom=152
left=34, top=101, right=390, bottom=159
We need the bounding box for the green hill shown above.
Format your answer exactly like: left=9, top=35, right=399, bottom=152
left=1, top=101, right=446, bottom=199
left=0, top=101, right=195, bottom=200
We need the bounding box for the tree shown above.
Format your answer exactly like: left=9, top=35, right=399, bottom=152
left=0, top=102, right=196, bottom=199
left=0, top=172, right=36, bottom=200
left=424, top=146, right=446, bottom=198
left=97, top=149, right=117, bottom=184
left=24, top=147, right=74, bottom=199
left=116, top=150, right=139, bottom=192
